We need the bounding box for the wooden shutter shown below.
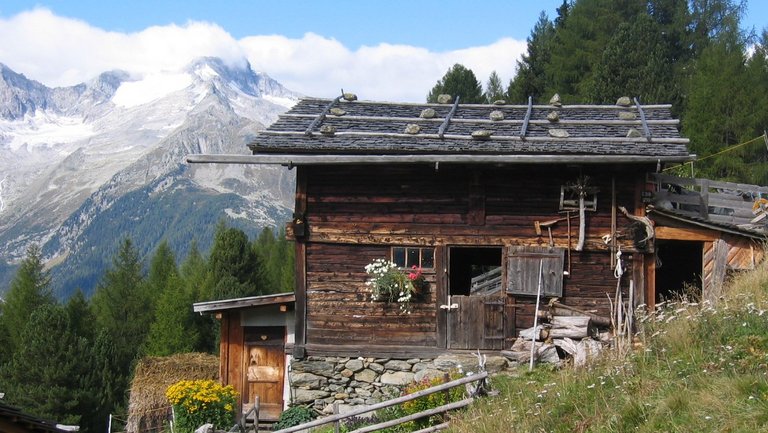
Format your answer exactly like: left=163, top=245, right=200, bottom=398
left=506, top=246, right=565, bottom=296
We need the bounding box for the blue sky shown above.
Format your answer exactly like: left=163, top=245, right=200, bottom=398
left=0, top=1, right=765, bottom=102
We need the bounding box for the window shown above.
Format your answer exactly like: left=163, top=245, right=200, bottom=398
left=392, top=247, right=434, bottom=269
left=506, top=246, right=565, bottom=297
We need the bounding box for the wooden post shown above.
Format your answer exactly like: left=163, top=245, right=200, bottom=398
left=334, top=401, right=340, bottom=433
left=529, top=260, right=544, bottom=371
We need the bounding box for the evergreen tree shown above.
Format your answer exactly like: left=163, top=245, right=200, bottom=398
left=0, top=304, right=96, bottom=429
left=590, top=14, right=675, bottom=103
left=146, top=240, right=178, bottom=296
left=90, top=329, right=125, bottom=433
left=180, top=241, right=217, bottom=353
left=545, top=0, right=645, bottom=101
left=426, top=64, right=484, bottom=103
left=1, top=244, right=54, bottom=353
left=65, top=288, right=96, bottom=343
left=682, top=29, right=753, bottom=182
left=144, top=273, right=196, bottom=356
left=90, top=238, right=148, bottom=411
left=484, top=71, right=506, bottom=103
left=208, top=222, right=264, bottom=299
left=507, top=12, right=556, bottom=103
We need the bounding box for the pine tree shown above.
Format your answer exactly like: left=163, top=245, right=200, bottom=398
left=589, top=14, right=675, bottom=103
left=1, top=244, right=54, bottom=353
left=426, top=64, right=484, bottom=103
left=179, top=241, right=217, bottom=353
left=208, top=222, right=264, bottom=299
left=144, top=273, right=196, bottom=356
left=507, top=12, right=556, bottom=103
left=545, top=0, right=646, bottom=101
left=0, top=304, right=96, bottom=429
left=65, top=288, right=96, bottom=343
left=90, top=238, right=148, bottom=411
left=484, top=71, right=505, bottom=103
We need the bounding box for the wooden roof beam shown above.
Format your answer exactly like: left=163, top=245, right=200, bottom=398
left=438, top=96, right=460, bottom=138
left=520, top=96, right=533, bottom=138
left=305, top=95, right=342, bottom=136
left=634, top=97, right=652, bottom=141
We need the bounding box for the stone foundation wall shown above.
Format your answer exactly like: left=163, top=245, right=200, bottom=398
left=288, top=354, right=514, bottom=413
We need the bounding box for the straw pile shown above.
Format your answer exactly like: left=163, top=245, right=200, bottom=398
left=126, top=353, right=219, bottom=433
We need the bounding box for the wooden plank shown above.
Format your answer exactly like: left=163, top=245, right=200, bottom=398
left=294, top=241, right=307, bottom=358
left=655, top=226, right=718, bottom=241
left=435, top=246, right=448, bottom=349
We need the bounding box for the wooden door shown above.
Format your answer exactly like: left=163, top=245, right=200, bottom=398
left=448, top=294, right=507, bottom=350
left=242, top=327, right=285, bottom=421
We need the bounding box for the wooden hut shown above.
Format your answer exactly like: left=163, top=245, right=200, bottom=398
left=193, top=293, right=295, bottom=422
left=192, top=95, right=708, bottom=358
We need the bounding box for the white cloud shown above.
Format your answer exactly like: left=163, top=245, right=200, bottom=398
left=0, top=8, right=527, bottom=103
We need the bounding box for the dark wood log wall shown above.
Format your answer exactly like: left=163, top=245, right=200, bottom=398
left=296, top=164, right=648, bottom=354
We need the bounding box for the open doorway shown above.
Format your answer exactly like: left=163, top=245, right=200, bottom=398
left=449, top=247, right=503, bottom=296
left=655, top=240, right=703, bottom=302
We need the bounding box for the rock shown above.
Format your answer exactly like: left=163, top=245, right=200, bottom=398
left=420, top=108, right=437, bottom=119
left=404, top=124, right=421, bottom=134
left=412, top=362, right=431, bottom=372
left=293, top=360, right=336, bottom=376
left=345, top=359, right=365, bottom=372
left=340, top=369, right=354, bottom=378
left=471, top=130, right=492, bottom=140
left=616, top=96, right=632, bottom=107
left=548, top=128, right=569, bottom=138
left=437, top=94, right=452, bottom=104
left=433, top=354, right=479, bottom=371
left=292, top=372, right=328, bottom=388
left=374, top=358, right=391, bottom=364
left=320, top=125, right=336, bottom=136
left=549, top=93, right=562, bottom=106
left=330, top=107, right=346, bottom=116
left=414, top=368, right=445, bottom=382
left=406, top=358, right=420, bottom=364
left=618, top=111, right=636, bottom=120
left=354, top=369, right=377, bottom=383
left=335, top=392, right=349, bottom=400
left=493, top=99, right=506, bottom=105
left=384, top=360, right=412, bottom=371
left=484, top=356, right=509, bottom=373
left=626, top=128, right=643, bottom=138
left=369, top=363, right=385, bottom=373
left=547, top=111, right=559, bottom=122
left=293, top=389, right=331, bottom=404
left=342, top=92, right=358, bottom=101
left=195, top=424, right=214, bottom=433
left=380, top=371, right=415, bottom=385
left=489, top=110, right=505, bottom=121
left=356, top=388, right=372, bottom=397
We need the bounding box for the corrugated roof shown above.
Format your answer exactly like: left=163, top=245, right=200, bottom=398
left=248, top=97, right=693, bottom=162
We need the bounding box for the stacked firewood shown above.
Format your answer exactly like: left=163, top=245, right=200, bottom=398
left=501, top=300, right=611, bottom=367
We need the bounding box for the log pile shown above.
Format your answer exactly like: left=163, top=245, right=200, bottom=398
left=501, top=300, right=611, bottom=367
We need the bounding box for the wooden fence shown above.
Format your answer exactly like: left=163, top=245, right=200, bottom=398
left=648, top=173, right=768, bottom=226
left=269, top=371, right=489, bottom=433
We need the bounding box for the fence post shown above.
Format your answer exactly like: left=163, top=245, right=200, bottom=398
left=108, top=414, right=112, bottom=433
left=333, top=401, right=340, bottom=433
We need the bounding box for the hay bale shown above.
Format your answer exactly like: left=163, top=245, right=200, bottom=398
left=126, top=353, right=219, bottom=433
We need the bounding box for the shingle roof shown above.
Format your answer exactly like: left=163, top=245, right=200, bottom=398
left=248, top=97, right=693, bottom=163
left=0, top=401, right=69, bottom=433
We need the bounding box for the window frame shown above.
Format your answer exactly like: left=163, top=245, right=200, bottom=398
left=391, top=246, right=435, bottom=270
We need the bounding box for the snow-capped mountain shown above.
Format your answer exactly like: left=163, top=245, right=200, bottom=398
left=0, top=57, right=299, bottom=297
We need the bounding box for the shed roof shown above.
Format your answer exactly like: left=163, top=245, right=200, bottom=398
left=239, top=97, right=693, bottom=165
left=193, top=292, right=295, bottom=313
left=0, top=401, right=69, bottom=433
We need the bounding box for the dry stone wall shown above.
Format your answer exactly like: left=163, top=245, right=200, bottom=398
left=289, top=354, right=514, bottom=413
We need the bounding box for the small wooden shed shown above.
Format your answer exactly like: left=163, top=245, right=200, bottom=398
left=193, top=293, right=295, bottom=421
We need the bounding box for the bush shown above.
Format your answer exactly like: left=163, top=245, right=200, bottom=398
left=165, top=379, right=238, bottom=432
left=273, top=405, right=316, bottom=430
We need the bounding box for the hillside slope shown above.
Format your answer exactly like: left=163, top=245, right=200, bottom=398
left=450, top=264, right=768, bottom=432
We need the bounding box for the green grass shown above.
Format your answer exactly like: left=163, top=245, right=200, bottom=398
left=448, top=262, right=768, bottom=433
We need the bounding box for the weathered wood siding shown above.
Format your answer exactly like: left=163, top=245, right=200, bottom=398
left=297, top=164, right=647, bottom=354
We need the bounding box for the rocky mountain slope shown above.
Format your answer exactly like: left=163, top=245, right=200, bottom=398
left=0, top=57, right=298, bottom=297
